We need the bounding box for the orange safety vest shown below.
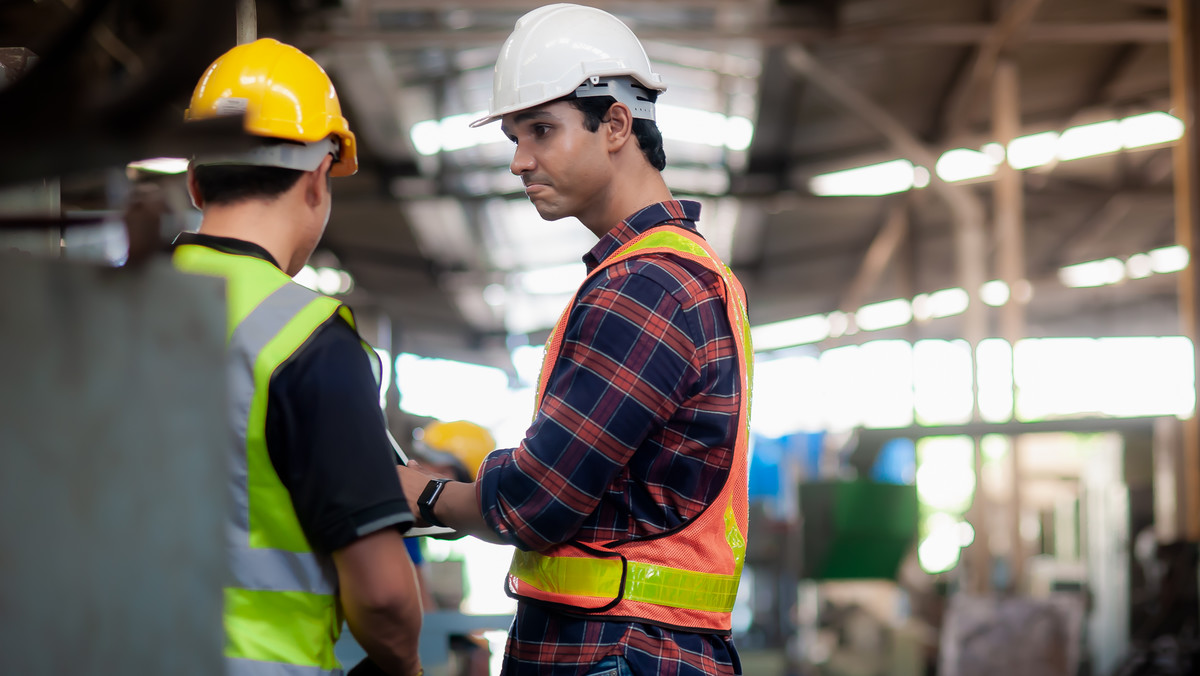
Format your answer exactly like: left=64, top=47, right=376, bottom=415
left=505, top=225, right=754, bottom=634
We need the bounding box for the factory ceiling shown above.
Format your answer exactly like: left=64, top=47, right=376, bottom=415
left=1, top=0, right=1179, bottom=374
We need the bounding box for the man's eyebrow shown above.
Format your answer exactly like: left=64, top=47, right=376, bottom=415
left=512, top=110, right=556, bottom=125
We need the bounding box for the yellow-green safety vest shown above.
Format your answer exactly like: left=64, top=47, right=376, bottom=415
left=175, top=243, right=379, bottom=676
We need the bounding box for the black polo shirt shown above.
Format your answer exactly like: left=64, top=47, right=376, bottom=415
left=174, top=233, right=413, bottom=553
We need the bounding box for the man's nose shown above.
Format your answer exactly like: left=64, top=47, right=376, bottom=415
left=510, top=143, right=535, bottom=176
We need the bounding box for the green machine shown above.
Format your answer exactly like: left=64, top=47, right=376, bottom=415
left=799, top=481, right=919, bottom=580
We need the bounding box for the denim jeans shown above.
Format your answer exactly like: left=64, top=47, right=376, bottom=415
left=583, top=655, right=632, bottom=676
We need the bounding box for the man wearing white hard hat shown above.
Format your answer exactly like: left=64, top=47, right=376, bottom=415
left=397, top=5, right=754, bottom=675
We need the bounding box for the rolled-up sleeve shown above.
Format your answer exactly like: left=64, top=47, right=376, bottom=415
left=476, top=268, right=701, bottom=551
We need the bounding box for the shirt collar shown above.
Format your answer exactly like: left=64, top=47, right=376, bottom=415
left=172, top=232, right=283, bottom=270
left=583, top=200, right=703, bottom=271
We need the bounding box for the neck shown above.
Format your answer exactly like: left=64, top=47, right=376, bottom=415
left=196, top=200, right=304, bottom=274
left=579, top=160, right=673, bottom=239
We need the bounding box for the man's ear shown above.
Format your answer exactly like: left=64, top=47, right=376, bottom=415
left=305, top=154, right=335, bottom=208
left=605, top=102, right=635, bottom=152
left=186, top=164, right=204, bottom=210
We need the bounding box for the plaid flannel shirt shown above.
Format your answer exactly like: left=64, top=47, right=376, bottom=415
left=477, top=200, right=744, bottom=676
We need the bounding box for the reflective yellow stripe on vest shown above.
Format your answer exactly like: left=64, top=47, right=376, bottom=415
left=174, top=244, right=352, bottom=675
left=510, top=498, right=745, bottom=614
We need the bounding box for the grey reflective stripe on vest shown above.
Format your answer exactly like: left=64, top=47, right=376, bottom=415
left=227, top=656, right=343, bottom=676
left=226, top=281, right=337, bottom=595
left=228, top=544, right=336, bottom=594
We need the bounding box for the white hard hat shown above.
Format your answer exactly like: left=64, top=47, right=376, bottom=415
left=470, top=3, right=667, bottom=128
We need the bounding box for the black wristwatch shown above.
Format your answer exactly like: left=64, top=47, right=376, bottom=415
left=417, top=478, right=451, bottom=528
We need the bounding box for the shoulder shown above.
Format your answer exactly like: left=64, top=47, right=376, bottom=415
left=272, top=312, right=371, bottom=391
left=587, top=252, right=723, bottom=311
left=294, top=306, right=360, bottom=353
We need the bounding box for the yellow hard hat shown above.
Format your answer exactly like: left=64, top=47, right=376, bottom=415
left=420, top=420, right=496, bottom=481
left=185, top=38, right=357, bottom=177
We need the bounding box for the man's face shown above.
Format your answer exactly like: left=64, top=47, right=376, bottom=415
left=501, top=100, right=611, bottom=222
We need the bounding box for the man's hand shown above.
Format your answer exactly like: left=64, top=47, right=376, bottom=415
left=397, top=460, right=436, bottom=527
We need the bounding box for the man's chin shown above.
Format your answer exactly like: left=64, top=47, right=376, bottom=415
left=531, top=202, right=567, bottom=222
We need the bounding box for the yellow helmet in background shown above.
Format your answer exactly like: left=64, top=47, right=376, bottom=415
left=419, top=420, right=496, bottom=481
left=185, top=38, right=358, bottom=177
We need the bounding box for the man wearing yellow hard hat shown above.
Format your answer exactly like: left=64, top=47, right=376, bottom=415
left=173, top=38, right=423, bottom=676
left=412, top=420, right=497, bottom=483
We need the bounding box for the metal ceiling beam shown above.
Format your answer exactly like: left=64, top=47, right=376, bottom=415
left=1076, top=43, right=1144, bottom=111
left=364, top=0, right=742, bottom=8
left=58, top=0, right=145, bottom=75
left=236, top=0, right=257, bottom=44
left=1030, top=149, right=1172, bottom=273
left=300, top=21, right=1168, bottom=50
left=942, top=0, right=1046, bottom=141
left=783, top=45, right=987, bottom=399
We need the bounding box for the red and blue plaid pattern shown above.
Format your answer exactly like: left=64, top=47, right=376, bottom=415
left=476, top=201, right=742, bottom=675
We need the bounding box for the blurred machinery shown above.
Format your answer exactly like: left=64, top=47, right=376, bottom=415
left=739, top=416, right=1200, bottom=676
left=0, top=3, right=251, bottom=674
left=740, top=433, right=927, bottom=676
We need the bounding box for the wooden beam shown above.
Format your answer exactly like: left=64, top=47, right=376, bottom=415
left=993, top=57, right=1027, bottom=591
left=838, top=200, right=908, bottom=314
left=1169, top=0, right=1200, bottom=542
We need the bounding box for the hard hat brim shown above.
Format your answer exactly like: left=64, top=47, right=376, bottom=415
left=471, top=74, right=666, bottom=128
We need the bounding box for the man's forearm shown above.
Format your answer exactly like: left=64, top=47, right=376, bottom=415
left=342, top=595, right=423, bottom=676
left=437, top=481, right=510, bottom=545
left=333, top=530, right=425, bottom=676
left=397, top=465, right=510, bottom=545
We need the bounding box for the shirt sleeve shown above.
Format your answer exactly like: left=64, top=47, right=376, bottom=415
left=403, top=537, right=424, bottom=565
left=476, top=267, right=702, bottom=551
left=266, top=316, right=414, bottom=554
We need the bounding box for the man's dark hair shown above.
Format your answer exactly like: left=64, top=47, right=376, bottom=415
left=192, top=164, right=305, bottom=206
left=568, top=95, right=667, bottom=171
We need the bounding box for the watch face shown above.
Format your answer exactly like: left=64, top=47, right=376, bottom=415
left=419, top=479, right=448, bottom=527
left=422, top=479, right=445, bottom=504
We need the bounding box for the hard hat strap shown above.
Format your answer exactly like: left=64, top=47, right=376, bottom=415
left=574, top=76, right=657, bottom=122
left=192, top=137, right=338, bottom=172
